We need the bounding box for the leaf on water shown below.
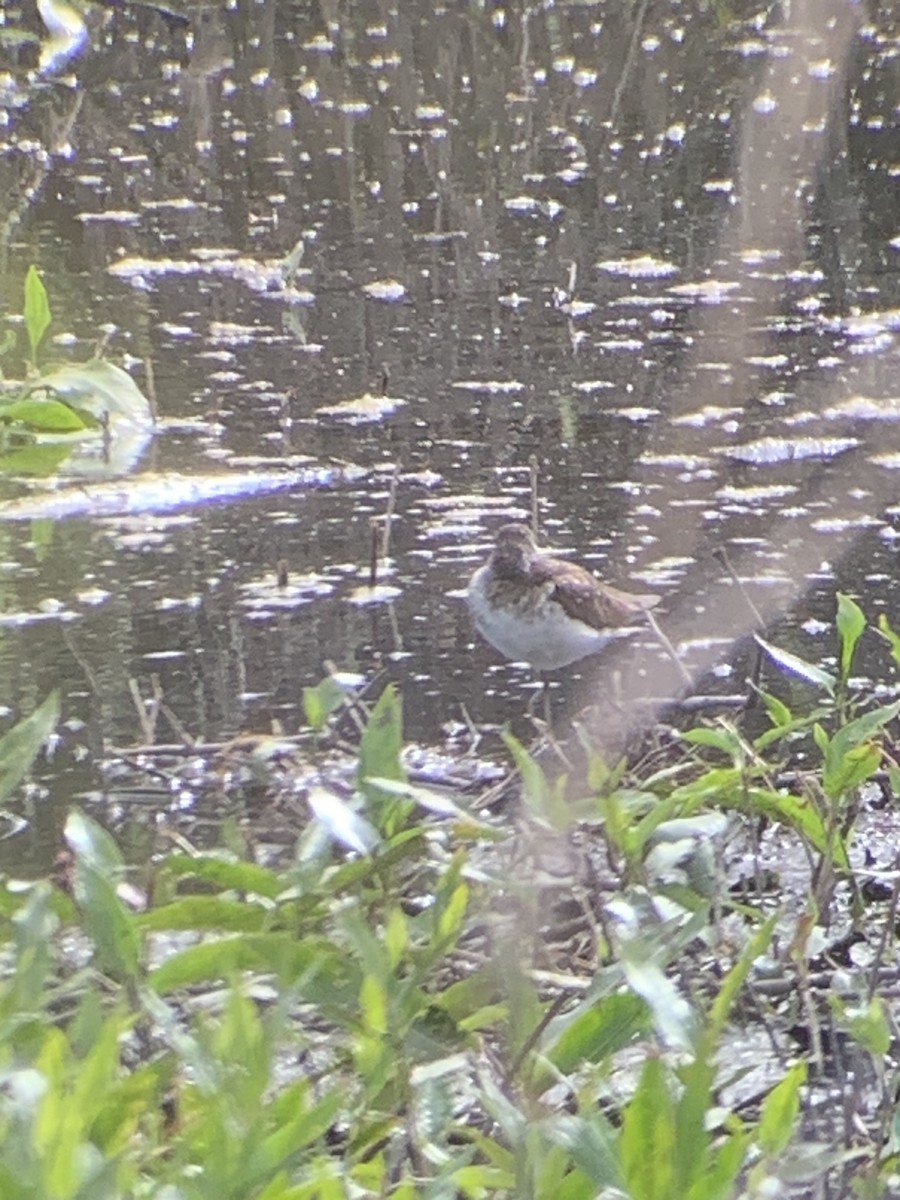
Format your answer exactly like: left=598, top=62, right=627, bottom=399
left=307, top=786, right=379, bottom=855
left=315, top=392, right=406, bottom=424
left=24, top=265, right=51, bottom=361
left=361, top=278, right=407, bottom=302
left=754, top=635, right=836, bottom=694
left=0, top=396, right=87, bottom=432
left=26, top=359, right=153, bottom=427
left=302, top=676, right=347, bottom=732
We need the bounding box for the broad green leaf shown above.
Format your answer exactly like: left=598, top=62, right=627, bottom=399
left=360, top=972, right=388, bottom=1035
left=384, top=906, right=407, bottom=969
left=718, top=787, right=847, bottom=866
left=0, top=690, right=59, bottom=805
left=836, top=592, right=866, bottom=681
left=65, top=810, right=140, bottom=982
left=757, top=1061, right=806, bottom=1156
left=822, top=742, right=881, bottom=802
left=0, top=396, right=86, bottom=432
left=754, top=635, right=836, bottom=694
left=24, top=265, right=51, bottom=362
left=366, top=775, right=487, bottom=824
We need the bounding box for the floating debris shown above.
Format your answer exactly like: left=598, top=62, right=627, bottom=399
left=315, top=392, right=406, bottom=424
left=361, top=279, right=407, bottom=302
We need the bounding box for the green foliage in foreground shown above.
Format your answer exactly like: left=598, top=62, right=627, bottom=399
left=0, top=601, right=899, bottom=1197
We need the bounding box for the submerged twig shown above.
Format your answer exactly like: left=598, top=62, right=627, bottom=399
left=645, top=609, right=694, bottom=689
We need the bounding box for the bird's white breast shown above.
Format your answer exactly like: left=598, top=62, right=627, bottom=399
left=466, top=566, right=618, bottom=670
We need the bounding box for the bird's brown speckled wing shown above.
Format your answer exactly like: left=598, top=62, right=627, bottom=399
left=531, top=556, right=659, bottom=631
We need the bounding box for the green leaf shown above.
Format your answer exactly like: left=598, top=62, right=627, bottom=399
left=25, top=358, right=152, bottom=426
left=502, top=729, right=557, bottom=824
left=547, top=1112, right=623, bottom=1192
left=876, top=613, right=900, bottom=667
left=72, top=862, right=142, bottom=982
left=24, top=265, right=51, bottom=362
left=0, top=690, right=59, bottom=805
left=0, top=441, right=73, bottom=476
left=0, top=396, right=86, bottom=432
left=160, top=853, right=282, bottom=898
left=149, top=933, right=342, bottom=994
left=546, top=992, right=647, bottom=1072
left=65, top=810, right=141, bottom=982
left=621, top=1057, right=676, bottom=1199
left=828, top=700, right=900, bottom=765
left=709, top=911, right=778, bottom=1042
left=680, top=725, right=744, bottom=758
left=138, top=897, right=269, bottom=932
left=238, top=1089, right=344, bottom=1190
left=689, top=1130, right=749, bottom=1200
left=836, top=593, right=866, bottom=681
left=357, top=684, right=407, bottom=833
left=673, top=1054, right=716, bottom=1194
left=754, top=635, right=836, bottom=695
left=832, top=995, right=891, bottom=1059
left=302, top=676, right=346, bottom=732
left=821, top=702, right=900, bottom=801
left=822, top=742, right=881, bottom=802
left=757, top=1062, right=806, bottom=1156
left=64, top=807, right=124, bottom=873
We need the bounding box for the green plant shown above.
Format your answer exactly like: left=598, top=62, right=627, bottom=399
left=0, top=267, right=152, bottom=460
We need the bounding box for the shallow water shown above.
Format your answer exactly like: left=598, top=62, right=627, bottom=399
left=0, top=0, right=898, bottom=867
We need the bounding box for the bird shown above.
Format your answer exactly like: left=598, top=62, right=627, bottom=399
left=466, top=523, right=660, bottom=672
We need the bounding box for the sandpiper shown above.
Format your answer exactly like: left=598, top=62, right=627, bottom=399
left=466, top=523, right=660, bottom=671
